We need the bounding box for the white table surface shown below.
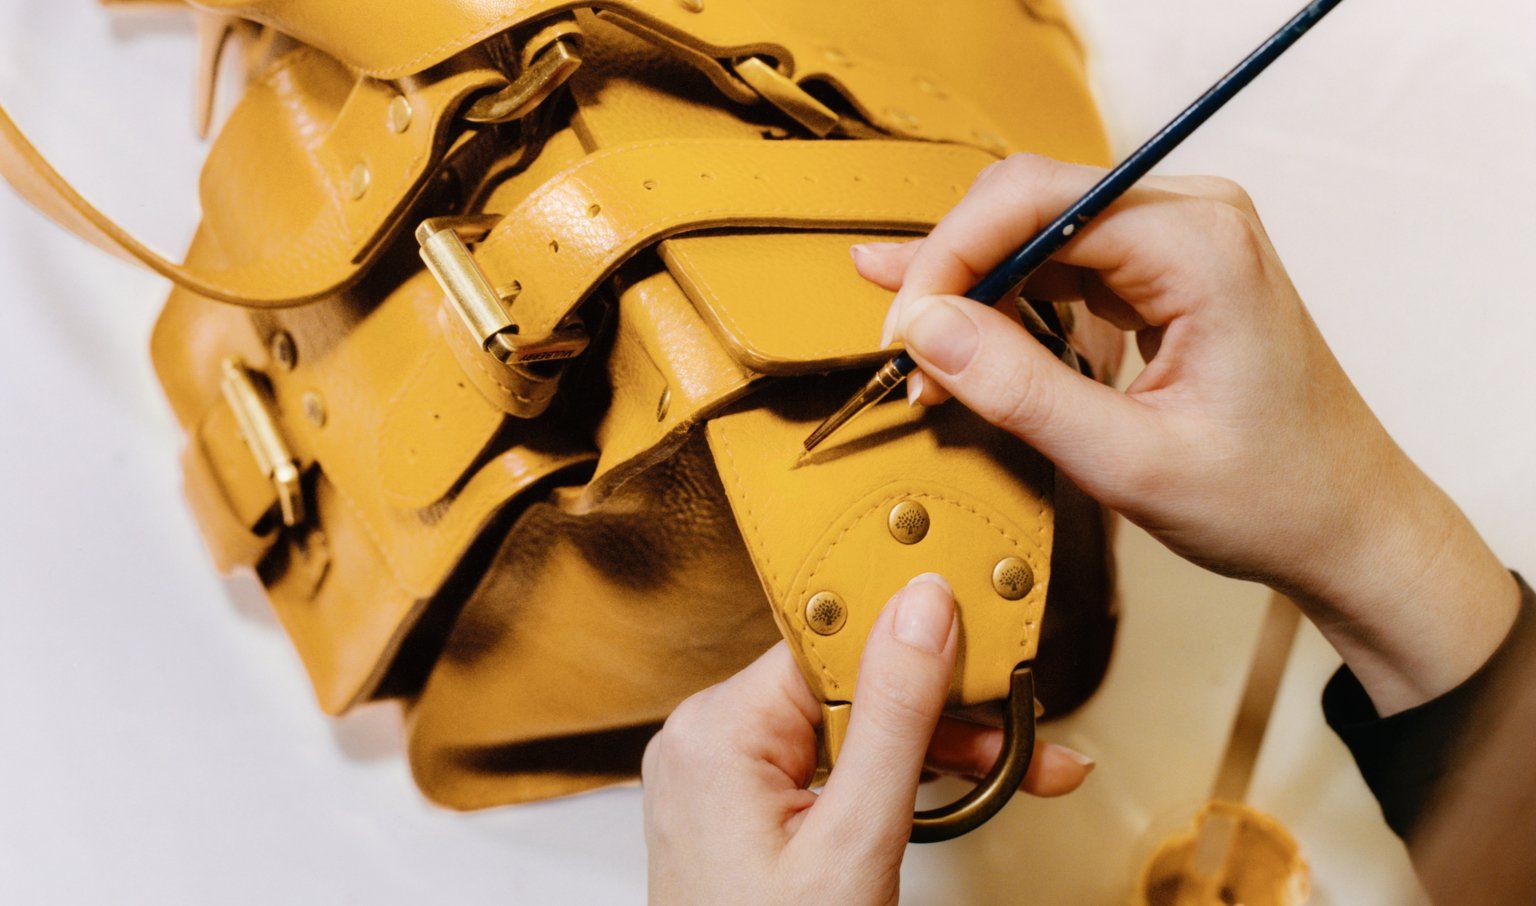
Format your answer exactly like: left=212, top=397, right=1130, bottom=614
left=0, top=1, right=1531, bottom=903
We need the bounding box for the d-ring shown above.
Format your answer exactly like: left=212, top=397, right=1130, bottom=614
left=910, top=663, right=1036, bottom=844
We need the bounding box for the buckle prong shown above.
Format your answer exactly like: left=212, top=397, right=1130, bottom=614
left=416, top=216, right=589, bottom=366
left=220, top=358, right=305, bottom=528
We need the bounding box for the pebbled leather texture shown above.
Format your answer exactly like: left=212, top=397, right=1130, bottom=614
left=2, top=0, right=1122, bottom=808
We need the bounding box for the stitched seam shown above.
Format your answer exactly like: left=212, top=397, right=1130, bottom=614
left=713, top=426, right=837, bottom=685
left=800, top=488, right=1048, bottom=671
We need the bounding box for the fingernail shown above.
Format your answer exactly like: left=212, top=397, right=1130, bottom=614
left=904, top=297, right=979, bottom=375
left=906, top=572, right=952, bottom=593
left=1051, top=743, right=1096, bottom=770
left=850, top=244, right=871, bottom=261
left=893, top=576, right=955, bottom=653
left=852, top=241, right=904, bottom=262
left=906, top=371, right=925, bottom=406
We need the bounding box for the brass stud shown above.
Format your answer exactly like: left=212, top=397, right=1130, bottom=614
left=388, top=96, right=414, bottom=133
left=805, top=591, right=847, bottom=636
left=302, top=391, right=327, bottom=428
left=677, top=0, right=704, bottom=10
left=992, top=557, right=1035, bottom=601
left=347, top=162, right=371, bottom=200
left=887, top=499, right=930, bottom=545
left=656, top=386, right=672, bottom=422
left=269, top=331, right=297, bottom=371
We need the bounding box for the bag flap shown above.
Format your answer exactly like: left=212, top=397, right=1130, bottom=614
left=661, top=230, right=903, bottom=374
left=706, top=382, right=1055, bottom=708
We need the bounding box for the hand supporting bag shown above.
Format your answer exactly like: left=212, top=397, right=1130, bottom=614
left=0, top=0, right=1122, bottom=839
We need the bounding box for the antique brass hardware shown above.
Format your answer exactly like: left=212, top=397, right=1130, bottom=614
left=347, top=162, right=370, bottom=200
left=819, top=664, right=1039, bottom=844
left=804, top=591, right=848, bottom=636
left=732, top=57, right=839, bottom=136
left=416, top=216, right=590, bottom=365
left=887, top=499, right=930, bottom=545
left=219, top=358, right=305, bottom=528
left=910, top=664, right=1036, bottom=843
left=462, top=38, right=582, bottom=125
left=387, top=95, right=414, bottom=133
left=992, top=556, right=1035, bottom=601
left=268, top=330, right=297, bottom=370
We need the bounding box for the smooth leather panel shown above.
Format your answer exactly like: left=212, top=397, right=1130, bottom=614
left=661, top=230, right=911, bottom=374
left=471, top=138, right=991, bottom=343
left=707, top=389, right=1053, bottom=707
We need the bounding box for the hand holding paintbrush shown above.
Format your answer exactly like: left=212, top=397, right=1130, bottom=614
left=799, top=0, right=1350, bottom=461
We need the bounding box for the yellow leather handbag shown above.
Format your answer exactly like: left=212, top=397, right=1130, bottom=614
left=1, top=0, right=1121, bottom=840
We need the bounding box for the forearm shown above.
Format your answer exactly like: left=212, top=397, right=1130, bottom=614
left=1294, top=456, right=1521, bottom=717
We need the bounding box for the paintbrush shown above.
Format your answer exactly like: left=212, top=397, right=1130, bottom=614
left=798, top=0, right=1349, bottom=463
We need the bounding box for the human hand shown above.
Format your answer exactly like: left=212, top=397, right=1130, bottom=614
left=854, top=154, right=1518, bottom=715
left=642, top=575, right=1092, bottom=904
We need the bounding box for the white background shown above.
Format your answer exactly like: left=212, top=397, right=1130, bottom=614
left=0, top=1, right=1531, bottom=903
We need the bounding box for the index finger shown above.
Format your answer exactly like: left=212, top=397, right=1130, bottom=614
left=892, top=154, right=1260, bottom=328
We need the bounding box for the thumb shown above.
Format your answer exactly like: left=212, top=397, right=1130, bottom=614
left=896, top=293, right=1152, bottom=493
left=805, top=574, right=957, bottom=852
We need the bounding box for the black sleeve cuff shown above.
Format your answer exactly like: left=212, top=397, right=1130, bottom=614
left=1322, top=572, right=1535, bottom=839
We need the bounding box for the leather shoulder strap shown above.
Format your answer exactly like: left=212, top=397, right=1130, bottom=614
left=0, top=104, right=251, bottom=300
left=0, top=56, right=501, bottom=307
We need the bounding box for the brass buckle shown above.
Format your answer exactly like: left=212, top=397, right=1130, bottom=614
left=910, top=664, right=1037, bottom=844
left=732, top=56, right=839, bottom=137
left=219, top=358, right=305, bottom=528
left=416, top=216, right=590, bottom=365
left=462, top=38, right=582, bottom=124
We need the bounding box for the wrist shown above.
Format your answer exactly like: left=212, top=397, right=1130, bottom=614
left=1290, top=463, right=1519, bottom=715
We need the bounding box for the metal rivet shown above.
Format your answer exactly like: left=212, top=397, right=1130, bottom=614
left=348, top=163, right=371, bottom=200
left=677, top=0, right=703, bottom=11
left=992, top=557, right=1035, bottom=601
left=302, top=391, right=327, bottom=427
left=805, top=591, right=847, bottom=636
left=656, top=386, right=672, bottom=422
left=388, top=96, right=413, bottom=133
left=887, top=499, right=930, bottom=545
left=269, top=331, right=297, bottom=371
